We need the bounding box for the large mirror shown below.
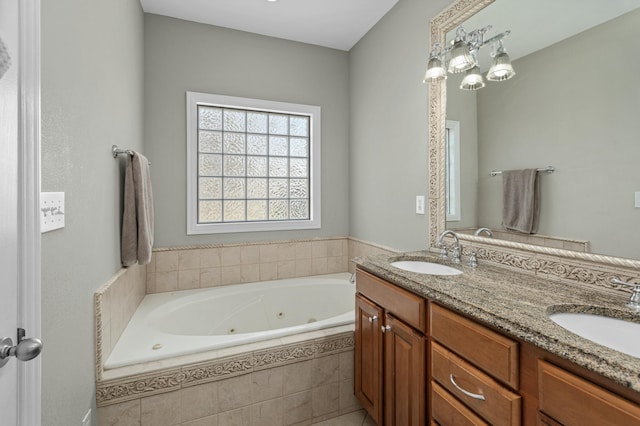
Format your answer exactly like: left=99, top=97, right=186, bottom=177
left=429, top=0, right=640, bottom=262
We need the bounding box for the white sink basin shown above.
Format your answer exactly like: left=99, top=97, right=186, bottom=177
left=390, top=261, right=462, bottom=276
left=549, top=312, right=640, bottom=358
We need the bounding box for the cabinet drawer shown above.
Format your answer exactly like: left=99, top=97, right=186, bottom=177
left=432, top=342, right=521, bottom=426
left=432, top=381, right=489, bottom=426
left=538, top=360, right=640, bottom=426
left=430, top=303, right=519, bottom=388
left=356, top=269, right=426, bottom=333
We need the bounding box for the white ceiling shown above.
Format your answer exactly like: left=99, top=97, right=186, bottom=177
left=140, top=0, right=399, bottom=51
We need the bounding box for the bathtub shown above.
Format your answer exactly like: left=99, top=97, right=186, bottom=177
left=104, top=273, right=355, bottom=369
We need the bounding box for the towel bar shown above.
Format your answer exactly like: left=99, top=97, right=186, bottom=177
left=112, top=145, right=150, bottom=165
left=489, top=166, right=554, bottom=177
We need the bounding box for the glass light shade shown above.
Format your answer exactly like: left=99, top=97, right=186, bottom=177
left=423, top=56, right=447, bottom=82
left=460, top=66, right=485, bottom=91
left=448, top=40, right=476, bottom=74
left=487, top=50, right=516, bottom=81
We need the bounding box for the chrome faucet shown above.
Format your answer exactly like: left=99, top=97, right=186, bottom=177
left=436, top=230, right=461, bottom=264
left=611, top=278, right=640, bottom=311
left=474, top=227, right=494, bottom=238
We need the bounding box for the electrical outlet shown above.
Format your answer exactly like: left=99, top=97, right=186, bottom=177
left=416, top=195, right=425, bottom=215
left=40, top=192, right=65, bottom=233
left=82, top=409, right=91, bottom=426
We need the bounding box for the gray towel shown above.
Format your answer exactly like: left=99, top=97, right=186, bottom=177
left=501, top=169, right=540, bottom=234
left=121, top=152, right=154, bottom=266
left=0, top=35, right=12, bottom=80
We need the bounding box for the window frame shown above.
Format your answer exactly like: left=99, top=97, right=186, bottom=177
left=445, top=120, right=461, bottom=222
left=186, top=92, right=322, bottom=234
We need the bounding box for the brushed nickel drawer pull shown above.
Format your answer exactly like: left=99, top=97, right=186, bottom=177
left=381, top=325, right=391, bottom=333
left=449, top=373, right=486, bottom=401
left=368, top=315, right=378, bottom=323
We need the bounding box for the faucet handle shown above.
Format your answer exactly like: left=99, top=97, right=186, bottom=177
left=469, top=250, right=478, bottom=268
left=451, top=245, right=461, bottom=264
left=612, top=278, right=640, bottom=310
left=439, top=247, right=448, bottom=260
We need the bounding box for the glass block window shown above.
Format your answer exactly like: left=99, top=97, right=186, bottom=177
left=187, top=92, right=321, bottom=234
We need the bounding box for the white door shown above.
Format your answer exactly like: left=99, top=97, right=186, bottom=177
left=0, top=0, right=21, bottom=423
left=0, top=0, right=41, bottom=424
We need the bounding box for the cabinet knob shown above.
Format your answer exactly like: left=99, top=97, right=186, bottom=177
left=381, top=325, right=391, bottom=333
left=368, top=315, right=378, bottom=323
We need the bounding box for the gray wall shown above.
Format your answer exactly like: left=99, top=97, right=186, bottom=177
left=475, top=9, right=640, bottom=259
left=41, top=0, right=144, bottom=424
left=349, top=0, right=451, bottom=251
left=144, top=14, right=350, bottom=247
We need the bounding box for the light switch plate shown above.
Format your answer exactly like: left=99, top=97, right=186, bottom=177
left=41, top=192, right=65, bottom=233
left=636, top=192, right=640, bottom=208
left=416, top=195, right=425, bottom=215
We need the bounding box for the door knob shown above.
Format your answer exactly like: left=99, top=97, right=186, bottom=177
left=0, top=329, right=43, bottom=368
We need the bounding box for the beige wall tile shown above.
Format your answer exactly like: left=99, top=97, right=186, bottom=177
left=312, top=355, right=339, bottom=387
left=294, top=242, right=312, bottom=260
left=311, top=382, right=340, bottom=418
left=311, top=241, right=328, bottom=259
left=155, top=251, right=180, bottom=272
left=277, top=260, right=296, bottom=279
left=220, top=246, right=242, bottom=266
left=339, top=379, right=361, bottom=412
left=339, top=351, right=354, bottom=381
left=311, top=258, right=328, bottom=275
left=141, top=390, right=181, bottom=426
left=181, top=381, right=219, bottom=423
left=221, top=266, right=242, bottom=285
left=181, top=415, right=218, bottom=426
left=200, top=267, right=221, bottom=288
left=156, top=271, right=179, bottom=293
left=179, top=249, right=201, bottom=270
left=241, top=264, right=260, bottom=283
left=146, top=272, right=157, bottom=293
left=251, top=367, right=284, bottom=403
left=148, top=252, right=157, bottom=272
left=201, top=248, right=221, bottom=268
left=327, top=256, right=347, bottom=273
left=259, top=245, right=278, bottom=263
left=240, top=245, right=260, bottom=265
left=251, top=398, right=283, bottom=426
left=178, top=270, right=200, bottom=290
left=283, top=391, right=312, bottom=426
left=295, top=259, right=312, bottom=277
left=97, top=399, right=140, bottom=426
left=217, top=406, right=251, bottom=426
left=283, top=360, right=312, bottom=395
left=277, top=243, right=296, bottom=261
left=260, top=262, right=278, bottom=281
left=218, top=374, right=253, bottom=412
left=327, top=240, right=343, bottom=257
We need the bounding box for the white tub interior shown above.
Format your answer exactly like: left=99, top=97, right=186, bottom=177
left=105, top=273, right=355, bottom=369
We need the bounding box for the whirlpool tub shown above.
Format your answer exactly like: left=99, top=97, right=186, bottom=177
left=104, top=273, right=355, bottom=369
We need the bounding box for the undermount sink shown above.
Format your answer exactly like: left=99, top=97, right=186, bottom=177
left=549, top=312, right=640, bottom=358
left=390, top=261, right=462, bottom=276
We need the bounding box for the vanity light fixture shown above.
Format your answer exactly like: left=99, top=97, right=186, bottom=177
left=424, top=25, right=515, bottom=90
left=460, top=66, right=485, bottom=90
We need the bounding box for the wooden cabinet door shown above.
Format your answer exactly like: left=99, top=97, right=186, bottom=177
left=355, top=294, right=384, bottom=424
left=384, top=313, right=426, bottom=426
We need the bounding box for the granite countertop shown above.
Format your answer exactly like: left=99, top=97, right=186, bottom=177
left=354, top=251, right=640, bottom=393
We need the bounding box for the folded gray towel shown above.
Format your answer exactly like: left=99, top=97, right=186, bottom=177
left=0, top=35, right=12, bottom=80
left=501, top=169, right=540, bottom=234
left=121, top=152, right=154, bottom=266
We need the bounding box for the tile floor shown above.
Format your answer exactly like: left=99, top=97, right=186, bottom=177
left=312, top=409, right=376, bottom=426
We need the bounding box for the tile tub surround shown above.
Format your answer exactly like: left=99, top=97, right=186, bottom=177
left=356, top=251, right=640, bottom=392
left=96, top=332, right=361, bottom=426
left=95, top=263, right=147, bottom=381
left=146, top=238, right=350, bottom=293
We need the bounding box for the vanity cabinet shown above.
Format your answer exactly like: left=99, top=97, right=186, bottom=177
left=430, top=303, right=521, bottom=426
left=537, top=360, right=640, bottom=425
left=354, top=269, right=426, bottom=425
left=355, top=267, right=640, bottom=426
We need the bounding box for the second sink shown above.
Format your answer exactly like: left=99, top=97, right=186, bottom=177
left=549, top=311, right=640, bottom=358
left=390, top=261, right=462, bottom=276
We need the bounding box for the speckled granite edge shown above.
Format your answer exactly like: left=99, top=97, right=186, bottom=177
left=355, top=251, right=640, bottom=393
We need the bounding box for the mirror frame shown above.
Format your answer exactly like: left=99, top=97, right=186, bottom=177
left=427, top=0, right=640, bottom=281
